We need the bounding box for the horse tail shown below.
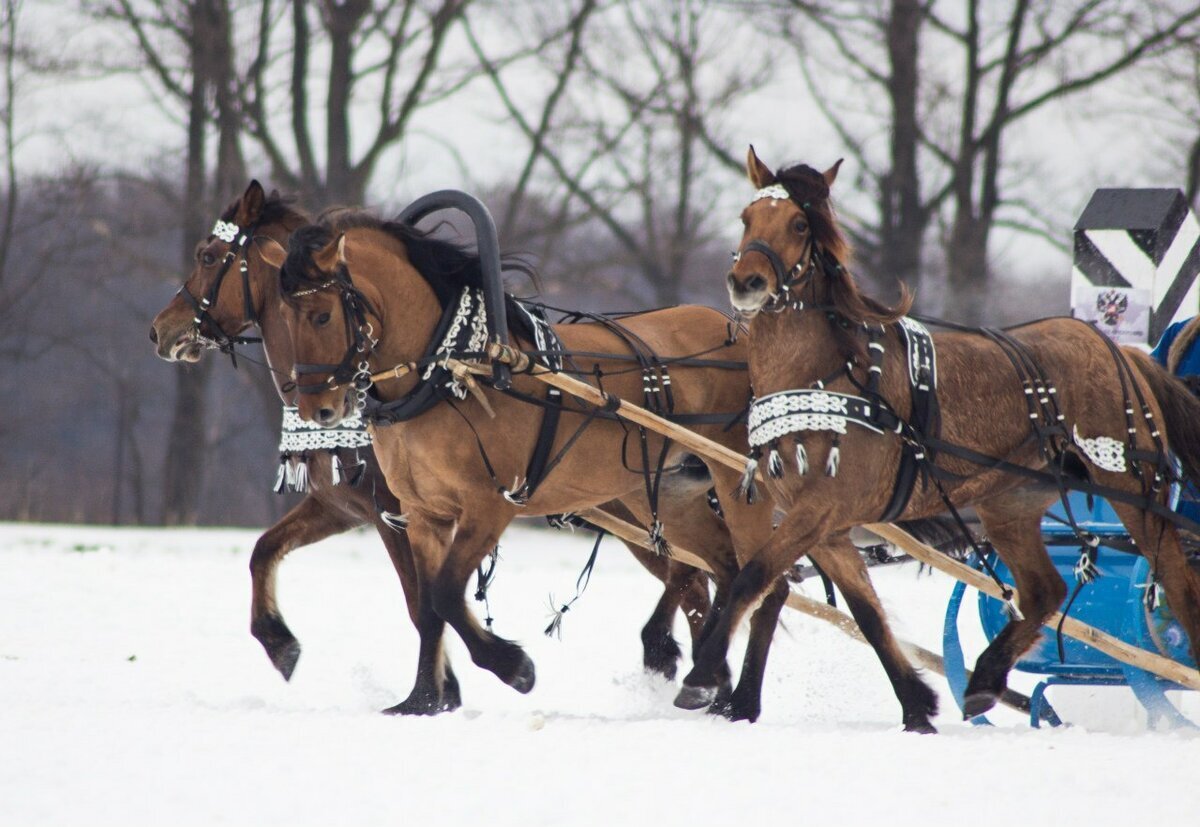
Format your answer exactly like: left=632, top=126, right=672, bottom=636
left=1122, top=346, right=1200, bottom=483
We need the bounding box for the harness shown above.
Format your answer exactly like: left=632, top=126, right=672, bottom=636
left=734, top=184, right=1200, bottom=617
left=286, top=260, right=747, bottom=554
left=176, top=218, right=264, bottom=363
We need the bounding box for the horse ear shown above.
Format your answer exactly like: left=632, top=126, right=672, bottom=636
left=238, top=180, right=267, bottom=225
left=822, top=159, right=843, bottom=188
left=255, top=236, right=287, bottom=269
left=747, top=145, right=775, bottom=189
left=312, top=234, right=343, bottom=274
left=336, top=234, right=348, bottom=265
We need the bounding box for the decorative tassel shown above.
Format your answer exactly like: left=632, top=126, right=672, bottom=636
left=502, top=477, right=528, bottom=506
left=331, top=452, right=344, bottom=486
left=794, top=442, right=808, bottom=475
left=284, top=456, right=298, bottom=491
left=272, top=455, right=289, bottom=494
left=767, top=442, right=784, bottom=479
left=346, top=451, right=366, bottom=487
left=1144, top=580, right=1163, bottom=612
left=648, top=520, right=671, bottom=557
left=544, top=597, right=569, bottom=639
left=734, top=453, right=760, bottom=504
left=825, top=437, right=841, bottom=477
left=1003, top=596, right=1025, bottom=621
left=293, top=453, right=309, bottom=493
left=380, top=511, right=409, bottom=531
left=1074, top=540, right=1099, bottom=584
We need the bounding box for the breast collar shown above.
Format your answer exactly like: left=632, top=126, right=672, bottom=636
left=745, top=315, right=938, bottom=521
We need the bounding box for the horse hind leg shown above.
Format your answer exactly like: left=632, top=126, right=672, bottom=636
left=249, top=495, right=358, bottom=680
left=966, top=492, right=1064, bottom=718
left=1110, top=501, right=1200, bottom=673
left=430, top=519, right=536, bottom=693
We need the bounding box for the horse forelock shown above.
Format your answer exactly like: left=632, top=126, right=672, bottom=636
left=221, top=190, right=307, bottom=231
left=774, top=163, right=849, bottom=263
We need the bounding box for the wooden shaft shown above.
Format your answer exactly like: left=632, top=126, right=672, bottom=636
left=868, top=522, right=1200, bottom=691
left=501, top=352, right=1200, bottom=693
left=511, top=361, right=753, bottom=475
left=578, top=507, right=1037, bottom=714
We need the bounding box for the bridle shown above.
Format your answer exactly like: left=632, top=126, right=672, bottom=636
left=732, top=184, right=824, bottom=314
left=177, top=217, right=264, bottom=359
left=289, top=266, right=378, bottom=412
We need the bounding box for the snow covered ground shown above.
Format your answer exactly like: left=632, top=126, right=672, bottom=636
left=1, top=521, right=1197, bottom=826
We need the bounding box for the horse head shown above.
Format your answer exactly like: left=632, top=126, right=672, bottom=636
left=149, top=180, right=295, bottom=362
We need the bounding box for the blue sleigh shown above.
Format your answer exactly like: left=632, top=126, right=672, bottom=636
left=942, top=491, right=1198, bottom=728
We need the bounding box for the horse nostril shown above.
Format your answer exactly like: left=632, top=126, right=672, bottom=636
left=317, top=407, right=336, bottom=424
left=149, top=326, right=159, bottom=344
left=747, top=275, right=767, bottom=292
left=726, top=272, right=737, bottom=289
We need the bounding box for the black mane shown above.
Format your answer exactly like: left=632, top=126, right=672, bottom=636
left=280, top=208, right=538, bottom=309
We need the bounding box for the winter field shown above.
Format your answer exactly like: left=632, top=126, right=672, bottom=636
left=1, top=520, right=1197, bottom=827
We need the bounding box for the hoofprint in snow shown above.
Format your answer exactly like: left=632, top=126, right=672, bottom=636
left=0, top=521, right=1196, bottom=827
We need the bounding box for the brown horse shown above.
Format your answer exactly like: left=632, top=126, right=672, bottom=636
left=147, top=182, right=718, bottom=711
left=272, top=206, right=941, bottom=728
left=692, top=146, right=1200, bottom=719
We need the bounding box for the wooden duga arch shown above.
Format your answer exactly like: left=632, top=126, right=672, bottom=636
left=273, top=199, right=942, bottom=729
left=681, top=147, right=1200, bottom=719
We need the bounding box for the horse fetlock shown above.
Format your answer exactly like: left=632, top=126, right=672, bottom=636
left=640, top=623, right=683, bottom=681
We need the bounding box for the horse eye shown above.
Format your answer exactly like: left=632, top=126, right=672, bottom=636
left=793, top=219, right=808, bottom=234
left=201, top=251, right=216, bottom=266
left=315, top=312, right=331, bottom=327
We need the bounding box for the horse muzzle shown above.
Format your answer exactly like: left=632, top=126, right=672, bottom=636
left=727, top=273, right=770, bottom=318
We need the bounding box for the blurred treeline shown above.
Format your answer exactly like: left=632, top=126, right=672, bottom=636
left=3, top=0, right=1200, bottom=526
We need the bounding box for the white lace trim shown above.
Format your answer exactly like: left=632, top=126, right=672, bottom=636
left=279, top=405, right=372, bottom=452
left=898, top=316, right=936, bottom=389
left=753, top=184, right=791, bottom=203
left=212, top=219, right=240, bottom=244
left=422, top=288, right=489, bottom=399
left=1072, top=425, right=1126, bottom=473
left=748, top=390, right=851, bottom=446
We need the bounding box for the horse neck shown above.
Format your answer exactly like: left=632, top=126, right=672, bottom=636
left=254, top=222, right=302, bottom=402
left=748, top=308, right=848, bottom=395
left=351, top=229, right=444, bottom=400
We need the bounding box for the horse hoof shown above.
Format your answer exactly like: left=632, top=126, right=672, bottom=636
left=382, top=695, right=446, bottom=716
left=962, top=692, right=997, bottom=720
left=674, top=683, right=717, bottom=710
left=252, top=614, right=301, bottom=681
left=903, top=719, right=938, bottom=734
left=508, top=654, right=536, bottom=694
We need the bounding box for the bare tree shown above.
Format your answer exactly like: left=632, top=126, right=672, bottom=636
left=239, top=0, right=472, bottom=204
left=470, top=0, right=766, bottom=307
left=777, top=0, right=1200, bottom=322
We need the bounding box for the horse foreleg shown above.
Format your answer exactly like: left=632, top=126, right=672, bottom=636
left=968, top=495, right=1064, bottom=718
left=676, top=507, right=828, bottom=711
left=383, top=514, right=457, bottom=715
left=808, top=540, right=938, bottom=732
left=430, top=518, right=535, bottom=693
left=249, top=495, right=358, bottom=680
left=371, top=515, right=462, bottom=713
left=710, top=574, right=789, bottom=723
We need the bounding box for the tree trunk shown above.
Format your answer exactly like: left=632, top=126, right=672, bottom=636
left=161, top=2, right=217, bottom=525
left=879, top=0, right=925, bottom=298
